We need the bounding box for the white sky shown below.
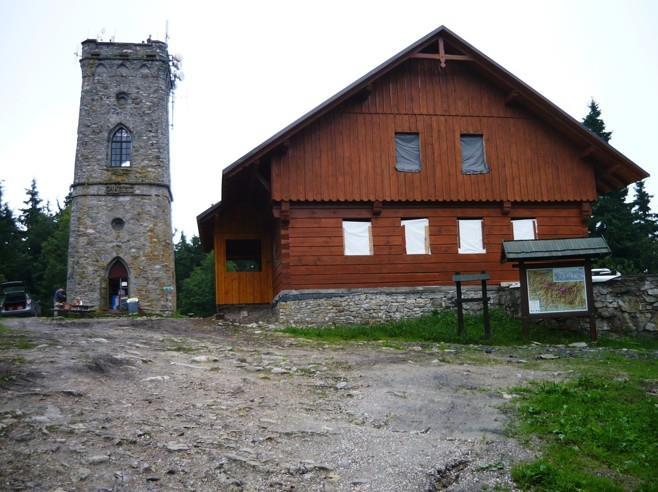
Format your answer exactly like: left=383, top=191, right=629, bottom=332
left=1, top=0, right=657, bottom=239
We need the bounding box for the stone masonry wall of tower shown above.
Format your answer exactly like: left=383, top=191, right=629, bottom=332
left=67, top=39, right=176, bottom=314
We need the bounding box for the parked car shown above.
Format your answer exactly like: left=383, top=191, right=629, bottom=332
left=591, top=268, right=621, bottom=283
left=0, top=281, right=41, bottom=317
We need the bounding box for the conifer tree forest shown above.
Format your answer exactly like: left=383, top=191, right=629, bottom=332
left=0, top=180, right=214, bottom=316
left=583, top=100, right=658, bottom=273
left=0, top=100, right=655, bottom=316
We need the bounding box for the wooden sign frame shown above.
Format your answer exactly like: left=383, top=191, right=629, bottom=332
left=518, top=259, right=596, bottom=340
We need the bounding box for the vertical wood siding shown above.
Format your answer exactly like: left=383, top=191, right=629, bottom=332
left=271, top=60, right=597, bottom=203
left=213, top=206, right=273, bottom=305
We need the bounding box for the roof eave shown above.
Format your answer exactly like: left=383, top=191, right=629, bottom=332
left=196, top=201, right=222, bottom=252
left=221, top=25, right=648, bottom=190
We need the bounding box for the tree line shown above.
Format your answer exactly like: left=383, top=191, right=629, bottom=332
left=0, top=182, right=215, bottom=316
left=0, top=101, right=656, bottom=316
left=583, top=100, right=658, bottom=273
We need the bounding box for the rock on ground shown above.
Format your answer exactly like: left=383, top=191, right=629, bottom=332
left=0, top=317, right=558, bottom=491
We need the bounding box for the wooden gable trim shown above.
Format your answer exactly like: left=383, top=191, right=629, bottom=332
left=222, top=26, right=647, bottom=192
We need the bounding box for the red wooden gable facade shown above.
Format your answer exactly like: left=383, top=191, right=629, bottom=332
left=198, top=26, right=647, bottom=306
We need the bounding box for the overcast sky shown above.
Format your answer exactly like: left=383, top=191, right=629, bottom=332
left=1, top=0, right=657, bottom=238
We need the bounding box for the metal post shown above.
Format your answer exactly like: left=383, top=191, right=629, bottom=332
left=584, top=259, right=597, bottom=341
left=519, top=262, right=530, bottom=339
left=455, top=274, right=464, bottom=337
left=481, top=271, right=490, bottom=339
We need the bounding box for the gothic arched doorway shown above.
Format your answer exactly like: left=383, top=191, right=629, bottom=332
left=107, top=258, right=129, bottom=310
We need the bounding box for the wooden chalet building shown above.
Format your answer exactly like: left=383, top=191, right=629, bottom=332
left=198, top=26, right=647, bottom=324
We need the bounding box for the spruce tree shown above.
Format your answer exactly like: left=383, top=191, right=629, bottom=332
left=582, top=100, right=612, bottom=143
left=586, top=102, right=657, bottom=272
left=632, top=180, right=657, bottom=237
left=41, top=202, right=71, bottom=312
left=18, top=179, right=56, bottom=300
left=631, top=180, right=658, bottom=272
left=585, top=101, right=636, bottom=271
left=0, top=183, right=25, bottom=283
left=174, top=233, right=206, bottom=305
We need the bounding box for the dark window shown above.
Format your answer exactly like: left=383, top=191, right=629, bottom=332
left=226, top=240, right=261, bottom=272
left=395, top=133, right=421, bottom=172
left=116, top=92, right=129, bottom=107
left=110, top=127, right=132, bottom=167
left=111, top=218, right=125, bottom=231
left=460, top=134, right=489, bottom=174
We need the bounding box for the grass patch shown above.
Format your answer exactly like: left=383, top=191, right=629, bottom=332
left=282, top=310, right=658, bottom=351
left=0, top=370, right=15, bottom=385
left=596, top=335, right=658, bottom=351
left=511, top=361, right=658, bottom=491
left=165, top=344, right=197, bottom=353
left=282, top=310, right=593, bottom=346
left=162, top=337, right=198, bottom=353
left=0, top=323, right=35, bottom=350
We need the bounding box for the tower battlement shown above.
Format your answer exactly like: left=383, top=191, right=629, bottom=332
left=81, top=38, right=169, bottom=60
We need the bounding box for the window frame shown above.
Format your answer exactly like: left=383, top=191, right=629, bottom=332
left=401, top=218, right=431, bottom=255
left=109, top=125, right=133, bottom=168
left=394, top=132, right=422, bottom=172
left=225, top=238, right=262, bottom=272
left=511, top=218, right=538, bottom=240
left=342, top=220, right=373, bottom=256
left=457, top=218, right=486, bottom=254
left=459, top=133, right=490, bottom=175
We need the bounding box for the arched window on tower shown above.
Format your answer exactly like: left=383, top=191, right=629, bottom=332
left=110, top=126, right=132, bottom=167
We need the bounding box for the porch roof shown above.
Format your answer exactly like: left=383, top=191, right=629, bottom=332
left=502, top=237, right=611, bottom=262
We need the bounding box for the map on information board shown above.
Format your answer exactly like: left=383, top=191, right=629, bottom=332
left=526, top=267, right=588, bottom=314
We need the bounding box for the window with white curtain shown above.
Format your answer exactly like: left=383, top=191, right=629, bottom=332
left=342, top=221, right=373, bottom=255
left=512, top=218, right=537, bottom=240
left=458, top=219, right=485, bottom=254
left=402, top=218, right=430, bottom=255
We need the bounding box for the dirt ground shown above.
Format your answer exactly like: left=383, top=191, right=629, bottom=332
left=0, top=317, right=579, bottom=491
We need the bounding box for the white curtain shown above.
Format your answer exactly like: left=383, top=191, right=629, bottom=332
left=343, top=221, right=373, bottom=255
left=512, top=219, right=537, bottom=240
left=458, top=219, right=485, bottom=254
left=402, top=218, right=430, bottom=254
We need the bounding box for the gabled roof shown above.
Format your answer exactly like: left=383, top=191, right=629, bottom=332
left=221, top=25, right=647, bottom=193
left=502, top=237, right=611, bottom=261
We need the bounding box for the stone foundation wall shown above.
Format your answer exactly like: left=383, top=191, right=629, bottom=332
left=593, top=275, right=658, bottom=334
left=274, top=276, right=658, bottom=336
left=274, top=286, right=511, bottom=326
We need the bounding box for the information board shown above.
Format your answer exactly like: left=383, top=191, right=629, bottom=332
left=526, top=266, right=588, bottom=314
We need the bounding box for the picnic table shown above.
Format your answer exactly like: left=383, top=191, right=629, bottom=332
left=54, top=303, right=95, bottom=317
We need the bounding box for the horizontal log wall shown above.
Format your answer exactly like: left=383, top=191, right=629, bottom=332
left=271, top=60, right=596, bottom=203
left=277, top=202, right=587, bottom=293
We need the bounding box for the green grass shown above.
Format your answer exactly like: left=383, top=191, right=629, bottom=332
left=282, top=310, right=596, bottom=346
left=162, top=337, right=199, bottom=353
left=282, top=310, right=658, bottom=352
left=0, top=323, right=35, bottom=350
left=511, top=360, right=658, bottom=491
left=596, top=335, right=658, bottom=351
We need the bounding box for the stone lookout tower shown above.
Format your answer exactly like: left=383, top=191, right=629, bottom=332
left=67, top=39, right=176, bottom=313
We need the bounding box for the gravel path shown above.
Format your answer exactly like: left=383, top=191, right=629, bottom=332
left=0, top=317, right=552, bottom=491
